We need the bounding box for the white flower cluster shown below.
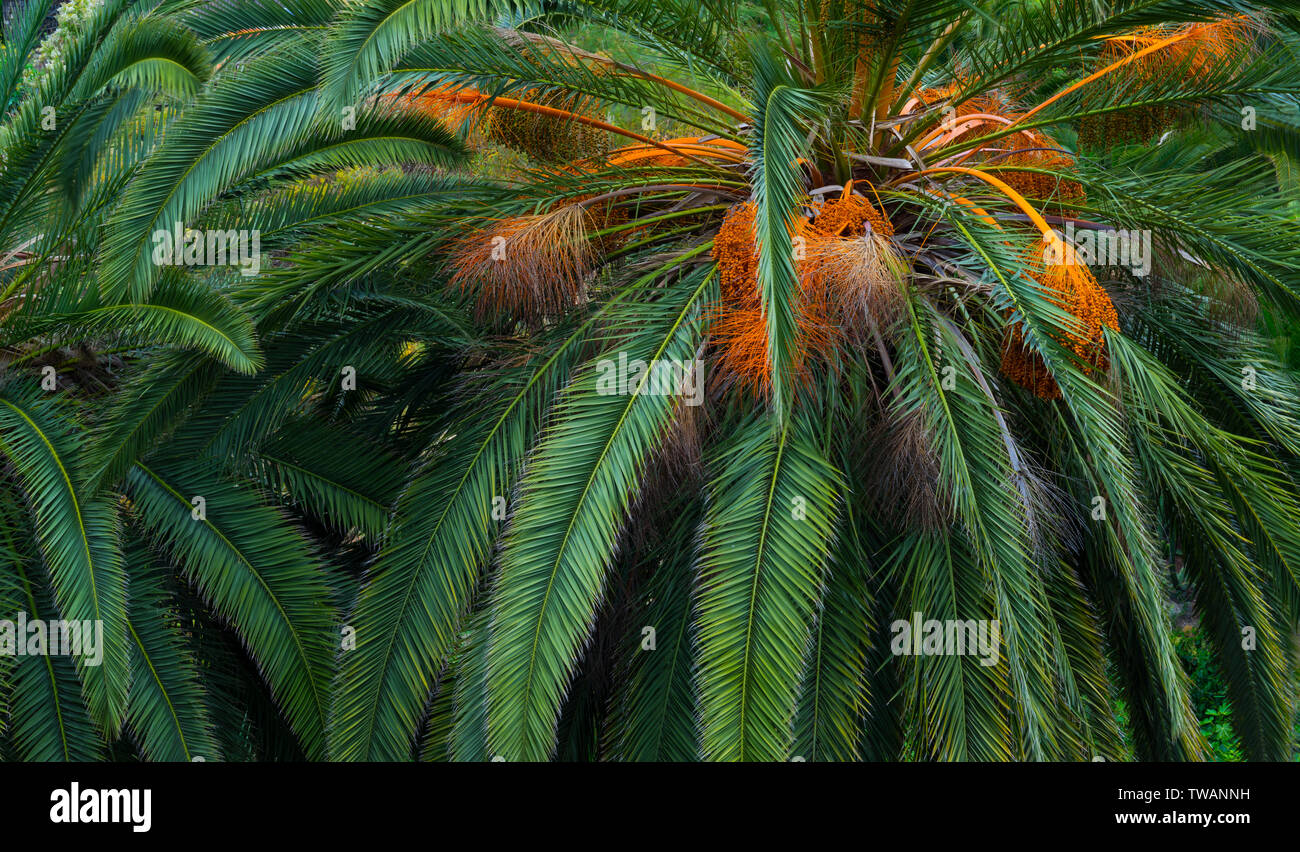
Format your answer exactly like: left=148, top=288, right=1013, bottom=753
left=23, top=0, right=103, bottom=86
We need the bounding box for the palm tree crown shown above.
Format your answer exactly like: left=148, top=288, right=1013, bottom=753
left=2, top=0, right=1300, bottom=762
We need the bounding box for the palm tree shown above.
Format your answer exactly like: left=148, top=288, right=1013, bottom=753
left=2, top=0, right=1299, bottom=763
left=317, top=0, right=1300, bottom=762
left=0, top=0, right=254, bottom=760
left=0, top=0, right=467, bottom=761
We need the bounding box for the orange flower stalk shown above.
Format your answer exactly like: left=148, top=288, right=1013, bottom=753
left=999, top=239, right=1119, bottom=399
left=709, top=188, right=897, bottom=394
left=384, top=85, right=482, bottom=132
left=1040, top=15, right=1256, bottom=147
left=710, top=202, right=770, bottom=393
left=806, top=184, right=894, bottom=239
left=912, top=167, right=1116, bottom=398
left=485, top=89, right=608, bottom=163
left=711, top=202, right=824, bottom=395
left=1097, top=15, right=1258, bottom=81
left=988, top=130, right=1087, bottom=211
left=607, top=137, right=747, bottom=168
left=909, top=90, right=1085, bottom=211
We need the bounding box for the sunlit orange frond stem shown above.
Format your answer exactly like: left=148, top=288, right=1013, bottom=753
left=931, top=29, right=1192, bottom=171
left=610, top=68, right=750, bottom=123
left=437, top=90, right=720, bottom=166
left=607, top=140, right=747, bottom=165
left=908, top=166, right=1053, bottom=237
left=794, top=156, right=825, bottom=187
left=1017, top=30, right=1190, bottom=125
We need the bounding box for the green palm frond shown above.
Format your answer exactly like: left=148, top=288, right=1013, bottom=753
left=1111, top=332, right=1297, bottom=759
left=387, top=24, right=740, bottom=138
left=0, top=382, right=129, bottom=734
left=485, top=265, right=715, bottom=760
left=606, top=494, right=701, bottom=762
left=4, top=0, right=1300, bottom=766
left=892, top=290, right=1059, bottom=758
left=11, top=278, right=263, bottom=374
left=7, top=559, right=102, bottom=761
left=84, top=353, right=223, bottom=493
left=695, top=412, right=842, bottom=762
left=0, top=1, right=55, bottom=107
left=124, top=460, right=337, bottom=758
left=793, top=505, right=872, bottom=762
left=250, top=420, right=407, bottom=540
left=330, top=309, right=590, bottom=760
left=74, top=11, right=211, bottom=99
left=749, top=46, right=836, bottom=424
left=320, top=0, right=519, bottom=110
left=123, top=541, right=222, bottom=762
left=449, top=607, right=492, bottom=761
left=98, top=44, right=321, bottom=300
left=181, top=0, right=336, bottom=62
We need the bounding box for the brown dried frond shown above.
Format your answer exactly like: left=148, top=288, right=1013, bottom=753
left=862, top=407, right=949, bottom=532
left=577, top=197, right=630, bottom=254
left=800, top=230, right=907, bottom=336
left=449, top=204, right=595, bottom=324
left=653, top=393, right=705, bottom=483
